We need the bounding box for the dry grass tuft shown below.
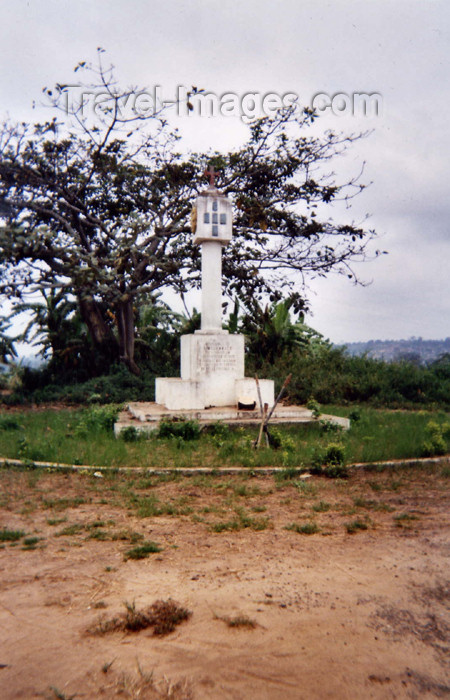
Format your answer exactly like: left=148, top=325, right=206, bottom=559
left=89, top=599, right=191, bottom=637
left=214, top=612, right=257, bottom=629
left=114, top=667, right=194, bottom=699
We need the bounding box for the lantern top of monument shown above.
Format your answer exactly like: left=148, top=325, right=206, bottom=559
left=203, top=165, right=220, bottom=188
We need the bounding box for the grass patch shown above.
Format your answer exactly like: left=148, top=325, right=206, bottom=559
left=124, top=541, right=162, bottom=560
left=353, top=497, right=394, bottom=512
left=46, top=517, right=67, bottom=526
left=87, top=529, right=110, bottom=541
left=211, top=508, right=269, bottom=533
left=294, top=480, right=318, bottom=496
left=215, top=613, right=257, bottom=629
left=285, top=521, right=319, bottom=535
left=0, top=528, right=25, bottom=542
left=55, top=523, right=84, bottom=537
left=47, top=687, right=76, bottom=700
left=0, top=406, right=448, bottom=472
left=111, top=529, right=144, bottom=543
left=274, top=467, right=303, bottom=482
left=394, top=512, right=419, bottom=528
left=312, top=500, right=331, bottom=512
left=43, top=496, right=88, bottom=511
left=130, top=493, right=193, bottom=518
left=345, top=518, right=369, bottom=534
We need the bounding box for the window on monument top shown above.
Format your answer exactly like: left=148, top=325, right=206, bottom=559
left=212, top=213, right=218, bottom=223
left=220, top=213, right=226, bottom=225
left=212, top=225, right=218, bottom=236
left=212, top=200, right=218, bottom=211
left=204, top=212, right=210, bottom=223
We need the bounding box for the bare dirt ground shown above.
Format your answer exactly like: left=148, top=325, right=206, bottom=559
left=0, top=464, right=449, bottom=699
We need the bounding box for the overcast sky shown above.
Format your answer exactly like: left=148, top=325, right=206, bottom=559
left=1, top=0, right=449, bottom=344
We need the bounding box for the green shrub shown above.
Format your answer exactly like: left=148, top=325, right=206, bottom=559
left=120, top=426, right=142, bottom=442
left=421, top=420, right=448, bottom=456
left=157, top=418, right=201, bottom=441
left=75, top=405, right=120, bottom=436
left=319, top=419, right=344, bottom=434
left=6, top=364, right=157, bottom=405
left=0, top=416, right=22, bottom=431
left=323, top=464, right=349, bottom=479
left=306, top=398, right=321, bottom=418
left=267, top=427, right=295, bottom=451
left=311, top=442, right=348, bottom=478
left=312, top=442, right=346, bottom=468
left=204, top=421, right=230, bottom=438
left=348, top=409, right=361, bottom=423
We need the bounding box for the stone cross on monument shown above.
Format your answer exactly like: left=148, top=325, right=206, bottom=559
left=155, top=168, right=274, bottom=411
left=203, top=164, right=219, bottom=187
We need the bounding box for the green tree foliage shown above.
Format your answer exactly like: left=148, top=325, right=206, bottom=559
left=10, top=288, right=98, bottom=378
left=0, top=315, right=17, bottom=364
left=134, top=293, right=199, bottom=375
left=238, top=297, right=330, bottom=366
left=261, top=345, right=450, bottom=408
left=0, top=50, right=381, bottom=375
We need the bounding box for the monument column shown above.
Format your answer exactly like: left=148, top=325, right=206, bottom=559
left=200, top=239, right=223, bottom=332
left=155, top=164, right=274, bottom=410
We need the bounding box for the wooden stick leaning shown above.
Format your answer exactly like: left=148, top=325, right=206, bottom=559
left=265, top=373, right=292, bottom=427
left=254, top=373, right=292, bottom=449
left=255, top=376, right=264, bottom=417
left=254, top=376, right=266, bottom=449
left=255, top=402, right=268, bottom=449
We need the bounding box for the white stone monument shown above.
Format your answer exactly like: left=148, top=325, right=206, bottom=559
left=155, top=166, right=274, bottom=411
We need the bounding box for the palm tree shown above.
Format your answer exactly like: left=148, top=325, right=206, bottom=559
left=241, top=298, right=330, bottom=365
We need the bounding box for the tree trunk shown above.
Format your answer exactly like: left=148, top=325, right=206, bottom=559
left=78, top=296, right=119, bottom=369
left=116, top=296, right=141, bottom=376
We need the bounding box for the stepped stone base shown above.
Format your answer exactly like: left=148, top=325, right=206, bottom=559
left=156, top=332, right=275, bottom=410
left=155, top=376, right=274, bottom=411
left=114, top=402, right=350, bottom=437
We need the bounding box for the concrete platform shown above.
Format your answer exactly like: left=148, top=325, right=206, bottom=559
left=114, top=402, right=350, bottom=436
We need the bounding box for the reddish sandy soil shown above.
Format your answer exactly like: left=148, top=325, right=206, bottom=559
left=0, top=464, right=449, bottom=699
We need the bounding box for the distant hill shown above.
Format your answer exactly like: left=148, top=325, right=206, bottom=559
left=340, top=338, right=450, bottom=364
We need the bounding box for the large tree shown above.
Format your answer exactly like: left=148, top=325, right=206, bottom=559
left=0, top=51, right=382, bottom=375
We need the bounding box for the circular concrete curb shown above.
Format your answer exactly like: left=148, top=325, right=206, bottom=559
left=0, top=455, right=448, bottom=475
